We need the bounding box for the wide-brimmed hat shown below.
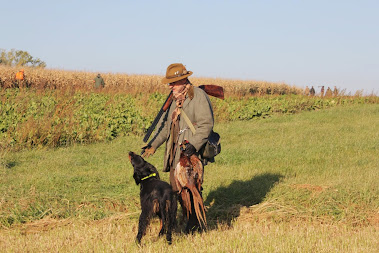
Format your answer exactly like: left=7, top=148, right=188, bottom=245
left=161, top=63, right=193, bottom=84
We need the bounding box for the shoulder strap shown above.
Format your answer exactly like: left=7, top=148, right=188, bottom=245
left=179, top=108, right=196, bottom=134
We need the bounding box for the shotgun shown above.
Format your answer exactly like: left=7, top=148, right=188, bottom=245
left=143, top=91, right=173, bottom=143
left=142, top=85, right=224, bottom=144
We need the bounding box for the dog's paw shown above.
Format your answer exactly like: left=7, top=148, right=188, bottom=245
left=135, top=236, right=142, bottom=246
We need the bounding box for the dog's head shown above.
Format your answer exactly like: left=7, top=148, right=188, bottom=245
left=128, top=151, right=160, bottom=185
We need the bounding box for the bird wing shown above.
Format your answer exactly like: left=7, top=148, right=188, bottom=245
left=174, top=162, right=188, bottom=191
left=190, top=155, right=204, bottom=188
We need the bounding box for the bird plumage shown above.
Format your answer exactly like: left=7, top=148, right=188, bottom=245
left=174, top=141, right=207, bottom=229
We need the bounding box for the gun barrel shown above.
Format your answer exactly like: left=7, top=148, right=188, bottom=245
left=143, top=109, right=164, bottom=143
left=143, top=91, right=173, bottom=143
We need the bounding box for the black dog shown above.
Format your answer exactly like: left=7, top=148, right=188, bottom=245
left=129, top=151, right=177, bottom=244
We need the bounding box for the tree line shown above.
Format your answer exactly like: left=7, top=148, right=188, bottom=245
left=0, top=48, right=46, bottom=68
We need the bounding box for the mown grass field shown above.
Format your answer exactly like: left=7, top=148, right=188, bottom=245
left=0, top=104, right=378, bottom=252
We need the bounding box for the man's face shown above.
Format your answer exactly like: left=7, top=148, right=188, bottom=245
left=169, top=78, right=187, bottom=93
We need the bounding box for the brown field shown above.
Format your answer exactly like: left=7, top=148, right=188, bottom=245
left=0, top=65, right=303, bottom=96
left=1, top=211, right=377, bottom=252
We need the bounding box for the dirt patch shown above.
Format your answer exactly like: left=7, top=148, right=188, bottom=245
left=367, top=212, right=379, bottom=228
left=290, top=184, right=330, bottom=197
left=291, top=184, right=328, bottom=192
left=18, top=217, right=73, bottom=234
left=7, top=212, right=141, bottom=235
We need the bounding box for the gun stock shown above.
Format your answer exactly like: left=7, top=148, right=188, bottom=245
left=199, top=85, right=224, bottom=99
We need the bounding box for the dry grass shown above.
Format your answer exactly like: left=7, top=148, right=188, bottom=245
left=239, top=201, right=379, bottom=229
left=1, top=213, right=377, bottom=252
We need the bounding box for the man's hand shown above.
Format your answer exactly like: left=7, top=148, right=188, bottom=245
left=182, top=140, right=196, bottom=157
left=141, top=146, right=156, bottom=158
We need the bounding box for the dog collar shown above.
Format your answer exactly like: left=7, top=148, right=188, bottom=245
left=141, top=173, right=156, bottom=181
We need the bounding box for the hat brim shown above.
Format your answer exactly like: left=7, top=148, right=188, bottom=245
left=161, top=71, right=193, bottom=84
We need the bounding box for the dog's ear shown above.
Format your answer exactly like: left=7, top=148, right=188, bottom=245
left=133, top=171, right=141, bottom=185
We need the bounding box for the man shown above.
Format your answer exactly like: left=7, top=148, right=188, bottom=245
left=309, top=86, right=315, bottom=96
left=15, top=69, right=25, bottom=88
left=142, top=63, right=214, bottom=231
left=325, top=87, right=333, bottom=97
left=304, top=86, right=310, bottom=96
left=15, top=69, right=25, bottom=81
left=333, top=86, right=338, bottom=97
left=94, top=74, right=105, bottom=88
left=320, top=86, right=325, bottom=97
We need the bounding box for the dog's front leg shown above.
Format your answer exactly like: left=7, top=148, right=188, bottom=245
left=158, top=217, right=164, bottom=237
left=167, top=195, right=177, bottom=244
left=158, top=200, right=167, bottom=237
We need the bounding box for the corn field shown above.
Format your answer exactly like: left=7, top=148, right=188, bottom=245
left=0, top=65, right=303, bottom=96
left=2, top=65, right=378, bottom=151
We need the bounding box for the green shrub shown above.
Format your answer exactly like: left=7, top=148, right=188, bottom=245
left=0, top=89, right=378, bottom=150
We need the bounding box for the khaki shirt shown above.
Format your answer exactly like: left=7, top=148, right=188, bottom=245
left=151, top=86, right=214, bottom=172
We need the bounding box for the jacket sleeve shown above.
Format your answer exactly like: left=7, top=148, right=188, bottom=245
left=190, top=89, right=214, bottom=151
left=150, top=107, right=171, bottom=150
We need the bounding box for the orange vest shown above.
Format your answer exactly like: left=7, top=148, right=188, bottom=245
left=16, top=71, right=24, bottom=80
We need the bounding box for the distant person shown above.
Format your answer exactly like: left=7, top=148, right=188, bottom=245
left=304, top=86, right=310, bottom=96
left=15, top=69, right=25, bottom=81
left=94, top=74, right=105, bottom=88
left=333, top=86, right=338, bottom=97
left=15, top=69, right=25, bottom=88
left=320, top=86, right=325, bottom=97
left=309, top=86, right=315, bottom=96
left=325, top=87, right=332, bottom=97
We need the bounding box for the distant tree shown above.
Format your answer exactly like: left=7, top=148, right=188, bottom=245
left=0, top=49, right=46, bottom=68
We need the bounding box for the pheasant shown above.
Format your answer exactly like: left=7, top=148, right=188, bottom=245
left=174, top=140, right=207, bottom=229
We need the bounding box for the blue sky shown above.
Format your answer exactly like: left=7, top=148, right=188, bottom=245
left=2, top=0, right=378, bottom=94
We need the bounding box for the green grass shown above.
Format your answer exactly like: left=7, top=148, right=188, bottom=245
left=206, top=104, right=378, bottom=226
left=0, top=104, right=378, bottom=251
